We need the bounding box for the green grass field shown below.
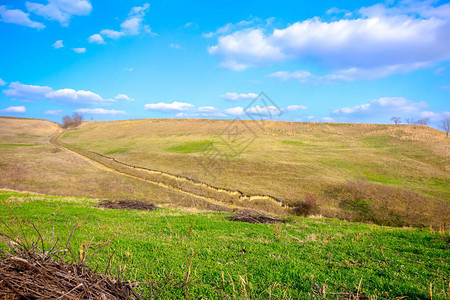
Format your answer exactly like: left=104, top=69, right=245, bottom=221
left=1, top=190, right=449, bottom=299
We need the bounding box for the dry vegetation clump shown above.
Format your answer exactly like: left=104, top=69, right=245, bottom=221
left=98, top=200, right=157, bottom=211
left=324, top=179, right=450, bottom=228
left=0, top=221, right=143, bottom=300
left=291, top=194, right=318, bottom=216
left=228, top=212, right=289, bottom=224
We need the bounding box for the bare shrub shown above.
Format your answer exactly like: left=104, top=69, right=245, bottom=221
left=62, top=112, right=83, bottom=129
left=324, top=179, right=450, bottom=228
left=229, top=212, right=288, bottom=224
left=291, top=194, right=318, bottom=216
left=99, top=200, right=157, bottom=211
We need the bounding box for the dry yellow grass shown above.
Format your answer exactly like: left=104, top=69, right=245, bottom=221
left=2, top=117, right=449, bottom=227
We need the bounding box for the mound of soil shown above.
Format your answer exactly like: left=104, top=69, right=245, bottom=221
left=229, top=213, right=288, bottom=224
left=99, top=200, right=157, bottom=211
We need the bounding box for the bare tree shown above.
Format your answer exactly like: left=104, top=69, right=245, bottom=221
left=391, top=116, right=402, bottom=124
left=440, top=117, right=450, bottom=137
left=415, top=118, right=429, bottom=125
left=62, top=113, right=84, bottom=129
left=405, top=118, right=414, bottom=125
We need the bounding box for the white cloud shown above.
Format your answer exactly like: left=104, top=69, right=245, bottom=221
left=74, top=108, right=126, bottom=115
left=203, top=17, right=261, bottom=38
left=170, top=43, right=181, bottom=49
left=4, top=82, right=53, bottom=99
left=321, top=117, right=334, bottom=122
left=4, top=82, right=112, bottom=106
left=220, top=92, right=259, bottom=101
left=285, top=105, right=307, bottom=111
left=45, top=109, right=63, bottom=116
left=26, top=0, right=92, bottom=26
left=246, top=105, right=280, bottom=115
left=332, top=97, right=431, bottom=121
left=0, top=106, right=26, bottom=113
left=72, top=47, right=86, bottom=53
left=327, top=7, right=352, bottom=16
left=46, top=89, right=105, bottom=105
left=88, top=34, right=105, bottom=44
left=100, top=29, right=124, bottom=39
left=52, top=40, right=63, bottom=49
left=209, top=1, right=450, bottom=77
left=0, top=78, right=6, bottom=86
left=269, top=63, right=430, bottom=84
left=96, top=3, right=152, bottom=43
left=268, top=70, right=312, bottom=82
left=124, top=67, right=134, bottom=72
left=224, top=107, right=245, bottom=116
left=441, top=85, right=450, bottom=89
left=144, top=101, right=195, bottom=112
left=0, top=5, right=44, bottom=29
left=114, top=94, right=135, bottom=101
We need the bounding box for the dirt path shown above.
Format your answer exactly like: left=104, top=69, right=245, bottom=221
left=49, top=128, right=288, bottom=214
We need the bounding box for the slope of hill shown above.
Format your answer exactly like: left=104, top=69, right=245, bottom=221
left=1, top=117, right=449, bottom=228
left=59, top=118, right=450, bottom=228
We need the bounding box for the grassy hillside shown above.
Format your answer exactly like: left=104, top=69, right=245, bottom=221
left=1, top=190, right=449, bottom=299
left=59, top=119, right=450, bottom=227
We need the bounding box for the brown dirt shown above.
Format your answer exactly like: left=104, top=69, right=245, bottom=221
left=228, top=212, right=288, bottom=224
left=98, top=200, right=157, bottom=211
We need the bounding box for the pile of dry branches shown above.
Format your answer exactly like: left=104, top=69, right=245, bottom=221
left=98, top=200, right=157, bottom=211
left=0, top=219, right=143, bottom=299
left=228, top=212, right=288, bottom=224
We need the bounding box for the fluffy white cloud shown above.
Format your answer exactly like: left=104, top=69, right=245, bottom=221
left=209, top=29, right=285, bottom=71
left=52, top=40, right=63, bottom=49
left=246, top=105, right=280, bottom=115
left=144, top=101, right=195, bottom=112
left=94, top=3, right=152, bottom=43
left=209, top=1, right=450, bottom=77
left=45, top=109, right=63, bottom=116
left=220, top=92, right=259, bottom=101
left=74, top=108, right=126, bottom=115
left=100, top=29, right=124, bottom=39
left=114, top=94, right=135, bottom=101
left=332, top=97, right=431, bottom=121
left=285, top=105, right=307, bottom=111
left=321, top=117, right=335, bottom=122
left=0, top=5, right=44, bottom=29
left=269, top=71, right=312, bottom=82
left=46, top=89, right=106, bottom=105
left=269, top=63, right=431, bottom=84
left=88, top=34, right=105, bottom=44
left=224, top=107, right=245, bottom=116
left=4, top=82, right=112, bottom=106
left=26, top=0, right=92, bottom=26
left=72, top=48, right=86, bottom=53
left=0, top=78, right=6, bottom=86
left=4, top=82, right=53, bottom=99
left=0, top=106, right=26, bottom=113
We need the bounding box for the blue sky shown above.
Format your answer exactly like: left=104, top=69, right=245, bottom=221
left=0, top=0, right=449, bottom=127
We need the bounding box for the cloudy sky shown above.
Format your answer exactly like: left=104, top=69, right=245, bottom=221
left=0, top=0, right=449, bottom=126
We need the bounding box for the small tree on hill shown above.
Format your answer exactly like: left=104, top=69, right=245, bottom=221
left=62, top=112, right=84, bottom=128
left=415, top=118, right=429, bottom=125
left=405, top=118, right=414, bottom=125
left=390, top=116, right=402, bottom=124
left=440, top=117, right=450, bottom=137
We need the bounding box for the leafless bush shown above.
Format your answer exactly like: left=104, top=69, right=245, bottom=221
left=62, top=112, right=83, bottom=129
left=440, top=117, right=450, bottom=137
left=291, top=194, right=318, bottom=216
left=390, top=116, right=402, bottom=124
